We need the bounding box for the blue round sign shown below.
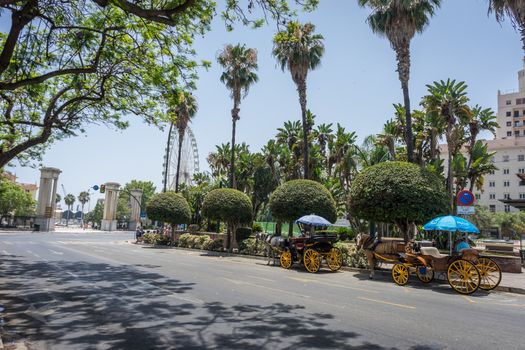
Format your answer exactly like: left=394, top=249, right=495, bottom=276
left=92, top=185, right=99, bottom=191
left=457, top=190, right=475, bottom=206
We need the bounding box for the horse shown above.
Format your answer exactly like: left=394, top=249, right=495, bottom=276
left=255, top=232, right=286, bottom=266
left=355, top=232, right=404, bottom=279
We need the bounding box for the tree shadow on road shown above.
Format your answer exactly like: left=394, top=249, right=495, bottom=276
left=0, top=255, right=439, bottom=350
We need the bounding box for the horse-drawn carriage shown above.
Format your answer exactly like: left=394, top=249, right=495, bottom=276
left=357, top=215, right=502, bottom=295
left=260, top=214, right=343, bottom=273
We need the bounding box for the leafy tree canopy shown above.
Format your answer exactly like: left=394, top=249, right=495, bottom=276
left=269, top=179, right=337, bottom=223
left=202, top=188, right=252, bottom=225
left=146, top=191, right=191, bottom=225
left=0, top=0, right=316, bottom=167
left=348, top=161, right=448, bottom=226
left=0, top=175, right=36, bottom=216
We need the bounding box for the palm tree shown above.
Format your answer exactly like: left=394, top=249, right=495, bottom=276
left=489, top=1, right=525, bottom=56
left=64, top=193, right=75, bottom=226
left=173, top=90, right=198, bottom=192
left=217, top=44, right=259, bottom=189
left=273, top=21, right=324, bottom=179
left=55, top=193, right=62, bottom=204
left=466, top=105, right=498, bottom=173
left=422, top=79, right=471, bottom=211
left=78, top=191, right=90, bottom=228
left=358, top=0, right=441, bottom=163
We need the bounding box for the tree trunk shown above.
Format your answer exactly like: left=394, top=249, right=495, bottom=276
left=446, top=128, right=454, bottom=213
left=430, top=129, right=437, bottom=162
left=395, top=43, right=414, bottom=163
left=288, top=221, right=294, bottom=237
left=230, top=100, right=240, bottom=189
left=297, top=79, right=309, bottom=179
left=175, top=130, right=184, bottom=192
left=163, top=122, right=174, bottom=192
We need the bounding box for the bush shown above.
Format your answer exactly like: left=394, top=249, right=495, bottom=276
left=239, top=238, right=265, bottom=256
left=146, top=192, right=191, bottom=226
left=188, top=224, right=200, bottom=234
left=335, top=226, right=356, bottom=241
left=142, top=233, right=157, bottom=244
left=202, top=238, right=224, bottom=252
left=348, top=162, right=448, bottom=240
left=142, top=233, right=170, bottom=245
left=269, top=180, right=337, bottom=223
left=252, top=222, right=263, bottom=233
left=334, top=242, right=368, bottom=268
left=236, top=227, right=252, bottom=245
left=178, top=233, right=192, bottom=248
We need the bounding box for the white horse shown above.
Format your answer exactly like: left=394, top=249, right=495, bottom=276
left=255, top=232, right=286, bottom=266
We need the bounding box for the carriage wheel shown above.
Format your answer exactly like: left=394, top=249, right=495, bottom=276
left=326, top=248, right=343, bottom=271
left=391, top=264, right=409, bottom=286
left=303, top=249, right=321, bottom=273
left=416, top=266, right=434, bottom=283
left=476, top=257, right=502, bottom=291
left=280, top=250, right=293, bottom=269
left=447, top=259, right=480, bottom=295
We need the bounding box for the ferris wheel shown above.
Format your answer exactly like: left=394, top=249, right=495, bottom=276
left=162, top=126, right=200, bottom=190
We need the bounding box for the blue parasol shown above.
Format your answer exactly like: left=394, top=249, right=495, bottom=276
left=295, top=214, right=332, bottom=227
left=423, top=215, right=479, bottom=233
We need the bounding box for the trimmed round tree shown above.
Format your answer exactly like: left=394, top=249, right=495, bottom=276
left=146, top=192, right=191, bottom=240
left=269, top=180, right=337, bottom=234
left=202, top=188, right=252, bottom=250
left=348, top=161, right=448, bottom=241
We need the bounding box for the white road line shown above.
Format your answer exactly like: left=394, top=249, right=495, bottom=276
left=224, top=277, right=311, bottom=299
left=138, top=280, right=204, bottom=304
left=66, top=271, right=79, bottom=278
left=49, top=249, right=63, bottom=255
left=2, top=249, right=9, bottom=255
left=3, top=241, right=12, bottom=245
left=357, top=297, right=416, bottom=310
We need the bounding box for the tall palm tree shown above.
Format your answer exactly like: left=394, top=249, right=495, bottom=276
left=78, top=191, right=90, bottom=228
left=422, top=79, right=471, bottom=211
left=466, top=105, right=498, bottom=172
left=173, top=90, right=198, bottom=192
left=273, top=21, right=324, bottom=179
left=217, top=44, right=259, bottom=189
left=489, top=1, right=525, bottom=56
left=64, top=193, right=75, bottom=226
left=358, top=0, right=441, bottom=163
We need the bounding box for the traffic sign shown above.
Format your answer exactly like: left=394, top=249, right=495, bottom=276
left=92, top=185, right=99, bottom=191
left=457, top=190, right=475, bottom=206
left=457, top=206, right=475, bottom=215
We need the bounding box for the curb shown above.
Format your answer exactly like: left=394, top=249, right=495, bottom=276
left=131, top=242, right=525, bottom=295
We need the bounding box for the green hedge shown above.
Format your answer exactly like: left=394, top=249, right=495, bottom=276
left=146, top=192, right=191, bottom=225
left=269, top=180, right=337, bottom=223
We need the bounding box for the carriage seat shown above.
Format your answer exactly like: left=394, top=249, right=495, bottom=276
left=419, top=247, right=447, bottom=259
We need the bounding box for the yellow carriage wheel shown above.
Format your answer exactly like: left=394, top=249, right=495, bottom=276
left=280, top=250, right=293, bottom=269
left=447, top=259, right=480, bottom=295
left=476, top=257, right=502, bottom=291
left=416, top=266, right=434, bottom=283
left=391, top=264, right=409, bottom=286
left=303, top=248, right=321, bottom=273
left=326, top=247, right=343, bottom=271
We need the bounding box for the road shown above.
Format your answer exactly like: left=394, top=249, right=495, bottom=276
left=0, top=232, right=523, bottom=350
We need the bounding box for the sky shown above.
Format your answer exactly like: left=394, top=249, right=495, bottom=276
left=2, top=0, right=523, bottom=210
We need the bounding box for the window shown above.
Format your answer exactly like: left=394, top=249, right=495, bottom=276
left=517, top=98, right=523, bottom=105
left=523, top=110, right=525, bottom=115
left=514, top=110, right=520, bottom=118
left=508, top=131, right=513, bottom=136
left=489, top=181, right=495, bottom=187
left=504, top=205, right=511, bottom=213
left=506, top=100, right=512, bottom=105
left=490, top=205, right=496, bottom=213
left=519, top=168, right=525, bottom=174
left=489, top=193, right=496, bottom=199
left=516, top=131, right=521, bottom=136
left=519, top=155, right=525, bottom=161
left=489, top=170, right=495, bottom=175
left=520, top=193, right=525, bottom=199
left=503, top=169, right=510, bottom=174
left=504, top=181, right=510, bottom=187
left=506, top=111, right=512, bottom=117
left=507, top=121, right=512, bottom=126
left=475, top=193, right=481, bottom=200
left=520, top=181, right=525, bottom=186
left=504, top=193, right=511, bottom=199
left=503, top=155, right=510, bottom=162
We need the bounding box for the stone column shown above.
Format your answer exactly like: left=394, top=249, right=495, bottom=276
left=35, top=167, right=61, bottom=231
left=128, top=189, right=143, bottom=231
left=101, top=182, right=120, bottom=231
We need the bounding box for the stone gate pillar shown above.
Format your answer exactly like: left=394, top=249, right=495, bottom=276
left=101, top=182, right=120, bottom=231
left=35, top=167, right=61, bottom=231
left=128, top=189, right=143, bottom=231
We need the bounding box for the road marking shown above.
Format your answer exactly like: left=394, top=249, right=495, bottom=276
left=245, top=275, right=275, bottom=282
left=357, top=297, right=416, bottom=310
left=288, top=276, right=378, bottom=293
left=3, top=241, right=12, bottom=245
left=462, top=296, right=477, bottom=303
left=137, top=281, right=204, bottom=304
left=66, top=271, right=79, bottom=278
left=224, top=277, right=311, bottom=299
left=2, top=249, right=9, bottom=255
left=49, top=249, right=63, bottom=255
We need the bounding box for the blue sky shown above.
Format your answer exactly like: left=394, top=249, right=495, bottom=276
left=2, top=0, right=523, bottom=209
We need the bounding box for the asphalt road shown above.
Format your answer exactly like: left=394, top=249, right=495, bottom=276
left=0, top=231, right=523, bottom=350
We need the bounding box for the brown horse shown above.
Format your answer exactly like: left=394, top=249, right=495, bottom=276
left=355, top=232, right=405, bottom=279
